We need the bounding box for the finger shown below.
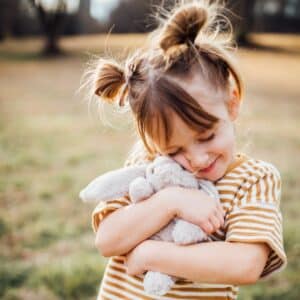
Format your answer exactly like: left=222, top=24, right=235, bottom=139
left=201, top=221, right=214, bottom=234
left=214, top=209, right=225, bottom=226
left=217, top=203, right=225, bottom=216
left=216, top=206, right=225, bottom=219
left=209, top=215, right=221, bottom=231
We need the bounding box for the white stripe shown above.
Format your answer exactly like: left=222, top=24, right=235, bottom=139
left=101, top=288, right=122, bottom=300
left=222, top=171, right=248, bottom=179
left=227, top=222, right=283, bottom=242
left=219, top=192, right=235, bottom=199
left=161, top=290, right=235, bottom=298
left=107, top=264, right=144, bottom=287
left=250, top=182, right=257, bottom=204
left=259, top=177, right=267, bottom=203
left=103, top=276, right=150, bottom=299
left=227, top=227, right=282, bottom=247
left=228, top=207, right=279, bottom=219
left=221, top=203, right=233, bottom=211
left=227, top=213, right=280, bottom=228
left=264, top=171, right=271, bottom=204
left=226, top=167, right=263, bottom=180
left=227, top=212, right=282, bottom=233
left=104, top=275, right=237, bottom=299
left=168, top=283, right=239, bottom=299
left=228, top=220, right=281, bottom=234
left=227, top=217, right=282, bottom=236
left=217, top=185, right=238, bottom=192
left=226, top=234, right=285, bottom=257
left=107, top=264, right=239, bottom=298
left=217, top=178, right=241, bottom=185
left=102, top=282, right=144, bottom=300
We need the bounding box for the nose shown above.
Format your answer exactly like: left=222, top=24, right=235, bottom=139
left=185, top=144, right=209, bottom=170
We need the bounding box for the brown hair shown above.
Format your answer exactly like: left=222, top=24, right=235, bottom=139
left=87, top=0, right=244, bottom=158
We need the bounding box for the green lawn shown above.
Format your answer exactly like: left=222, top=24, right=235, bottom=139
left=0, top=33, right=299, bottom=299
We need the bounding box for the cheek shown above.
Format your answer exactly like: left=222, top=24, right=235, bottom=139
left=213, top=127, right=235, bottom=156
left=173, top=155, right=192, bottom=172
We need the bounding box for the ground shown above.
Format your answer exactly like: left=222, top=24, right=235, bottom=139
left=0, top=33, right=299, bottom=299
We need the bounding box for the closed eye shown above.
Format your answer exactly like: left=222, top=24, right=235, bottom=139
left=200, top=133, right=215, bottom=142
left=167, top=134, right=215, bottom=156
left=168, top=148, right=182, bottom=156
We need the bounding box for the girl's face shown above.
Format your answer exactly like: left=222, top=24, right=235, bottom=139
left=155, top=78, right=240, bottom=182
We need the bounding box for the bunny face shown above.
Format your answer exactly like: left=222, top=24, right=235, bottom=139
left=146, top=156, right=198, bottom=192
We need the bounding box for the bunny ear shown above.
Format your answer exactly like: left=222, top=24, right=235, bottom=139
left=198, top=180, right=219, bottom=201
left=79, top=165, right=147, bottom=203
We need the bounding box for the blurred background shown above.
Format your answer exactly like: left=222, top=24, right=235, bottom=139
left=0, top=1, right=299, bottom=299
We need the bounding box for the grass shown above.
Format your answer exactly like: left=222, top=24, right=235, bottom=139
left=0, top=33, right=299, bottom=299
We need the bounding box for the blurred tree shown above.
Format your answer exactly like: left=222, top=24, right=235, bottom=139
left=109, top=0, right=174, bottom=33
left=0, top=0, right=20, bottom=41
left=109, top=0, right=300, bottom=45
left=109, top=0, right=152, bottom=33
left=28, top=0, right=80, bottom=55
left=108, top=0, right=257, bottom=45
left=226, top=0, right=257, bottom=45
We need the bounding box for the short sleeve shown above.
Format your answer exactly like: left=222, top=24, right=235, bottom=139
left=225, top=162, right=287, bottom=279
left=92, top=197, right=131, bottom=233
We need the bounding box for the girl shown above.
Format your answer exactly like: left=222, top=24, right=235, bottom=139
left=88, top=1, right=287, bottom=299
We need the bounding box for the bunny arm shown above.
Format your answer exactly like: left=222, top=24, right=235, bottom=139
left=198, top=179, right=220, bottom=202
left=79, top=165, right=146, bottom=203
left=143, top=271, right=177, bottom=296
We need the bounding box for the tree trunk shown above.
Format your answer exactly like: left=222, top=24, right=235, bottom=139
left=44, top=35, right=61, bottom=55
left=226, top=0, right=257, bottom=46
left=29, top=0, right=67, bottom=56
left=0, top=0, right=19, bottom=41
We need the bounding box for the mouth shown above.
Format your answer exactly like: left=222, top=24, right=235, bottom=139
left=198, top=156, right=219, bottom=174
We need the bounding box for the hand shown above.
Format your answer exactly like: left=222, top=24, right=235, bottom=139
left=162, top=187, right=225, bottom=235
left=124, top=240, right=153, bottom=276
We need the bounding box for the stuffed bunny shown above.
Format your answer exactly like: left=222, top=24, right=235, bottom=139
left=80, top=156, right=219, bottom=297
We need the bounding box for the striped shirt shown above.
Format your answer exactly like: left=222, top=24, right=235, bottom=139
left=92, top=153, right=287, bottom=300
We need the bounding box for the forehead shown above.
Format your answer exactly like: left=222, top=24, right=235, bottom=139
left=172, top=70, right=229, bottom=106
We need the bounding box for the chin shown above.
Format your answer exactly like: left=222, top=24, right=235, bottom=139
left=196, top=172, right=218, bottom=182
left=211, top=167, right=227, bottom=181
left=200, top=173, right=221, bottom=182
left=211, top=172, right=225, bottom=182
left=196, top=161, right=227, bottom=182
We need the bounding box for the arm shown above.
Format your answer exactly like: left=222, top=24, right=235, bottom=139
left=138, top=240, right=270, bottom=285
left=96, top=186, right=224, bottom=257
left=95, top=190, right=176, bottom=257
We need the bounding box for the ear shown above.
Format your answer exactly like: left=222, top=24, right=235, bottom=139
left=79, top=165, right=146, bottom=203
left=227, top=87, right=241, bottom=121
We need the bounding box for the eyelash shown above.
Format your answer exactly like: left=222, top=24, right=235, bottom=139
left=201, top=133, right=215, bottom=142
left=168, top=134, right=215, bottom=156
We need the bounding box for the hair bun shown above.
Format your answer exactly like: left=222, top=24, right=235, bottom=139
left=159, top=4, right=208, bottom=52
left=94, top=60, right=126, bottom=104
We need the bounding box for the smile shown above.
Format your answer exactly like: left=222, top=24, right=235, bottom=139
left=199, top=156, right=219, bottom=173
